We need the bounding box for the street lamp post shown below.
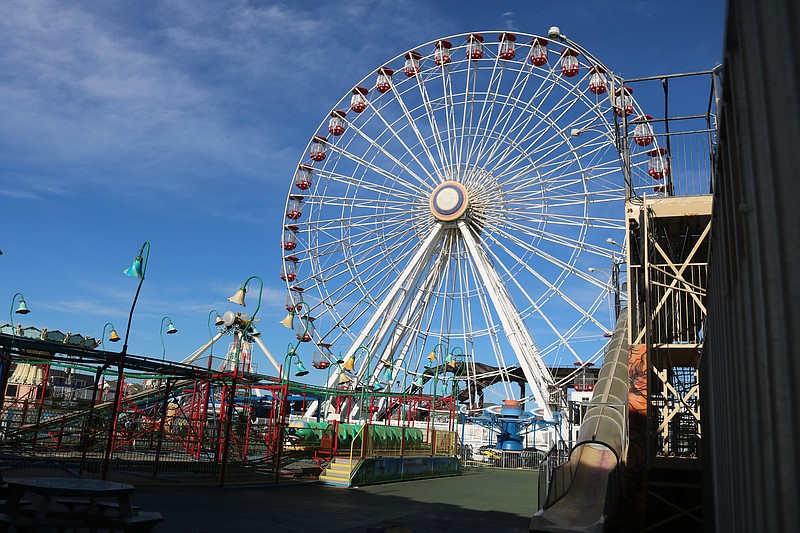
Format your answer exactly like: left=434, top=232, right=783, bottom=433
left=426, top=343, right=447, bottom=425
left=103, top=241, right=150, bottom=479
left=282, top=345, right=310, bottom=384
left=100, top=322, right=121, bottom=351
left=220, top=275, right=264, bottom=486
left=588, top=261, right=622, bottom=320
left=208, top=310, right=223, bottom=359
left=9, top=292, right=30, bottom=335
left=159, top=317, right=178, bottom=361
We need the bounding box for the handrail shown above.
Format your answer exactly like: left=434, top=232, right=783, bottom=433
left=348, top=424, right=367, bottom=475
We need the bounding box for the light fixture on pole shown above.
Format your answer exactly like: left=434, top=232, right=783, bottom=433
left=588, top=263, right=623, bottom=321
left=9, top=292, right=30, bottom=335
left=101, top=322, right=121, bottom=351
left=121, top=241, right=150, bottom=354
left=280, top=295, right=308, bottom=330
left=283, top=345, right=310, bottom=383
left=229, top=275, right=264, bottom=333
left=207, top=309, right=222, bottom=357
left=447, top=346, right=464, bottom=370
left=159, top=316, right=178, bottom=361
left=342, top=345, right=369, bottom=373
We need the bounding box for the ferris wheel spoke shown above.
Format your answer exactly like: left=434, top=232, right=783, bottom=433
left=303, top=224, right=419, bottom=302
left=479, top=86, right=601, bottom=176
left=468, top=57, right=538, bottom=170
left=365, top=238, right=452, bottom=385
left=389, top=80, right=448, bottom=181
left=504, top=210, right=624, bottom=231
left=461, top=55, right=508, bottom=171
left=483, top=226, right=610, bottom=332
left=454, top=238, right=480, bottom=406
left=498, top=218, right=613, bottom=261
left=457, top=61, right=481, bottom=171
left=478, top=62, right=563, bottom=169
left=441, top=63, right=467, bottom=173
left=313, top=168, right=420, bottom=201
left=326, top=138, right=429, bottom=195
left=336, top=223, right=445, bottom=371
left=478, top=231, right=596, bottom=361
left=349, top=100, right=440, bottom=186
left=480, top=75, right=567, bottom=172
left=484, top=82, right=600, bottom=177
left=412, top=73, right=455, bottom=173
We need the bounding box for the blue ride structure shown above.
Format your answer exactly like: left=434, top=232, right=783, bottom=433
left=466, top=399, right=558, bottom=451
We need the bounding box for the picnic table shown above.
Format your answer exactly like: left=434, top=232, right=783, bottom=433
left=0, top=477, right=162, bottom=532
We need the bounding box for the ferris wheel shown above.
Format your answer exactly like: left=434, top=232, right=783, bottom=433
left=280, top=30, right=659, bottom=415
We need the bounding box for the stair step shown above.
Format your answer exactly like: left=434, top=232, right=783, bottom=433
left=321, top=470, right=351, bottom=478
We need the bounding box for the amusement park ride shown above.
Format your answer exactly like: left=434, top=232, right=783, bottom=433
left=1, top=26, right=713, bottom=531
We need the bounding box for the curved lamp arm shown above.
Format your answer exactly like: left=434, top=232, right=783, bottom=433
left=9, top=292, right=29, bottom=335
left=159, top=316, right=177, bottom=360
left=101, top=322, right=119, bottom=351
left=207, top=309, right=221, bottom=356
left=122, top=241, right=151, bottom=354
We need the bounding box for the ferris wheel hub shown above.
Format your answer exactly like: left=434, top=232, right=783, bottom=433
left=429, top=181, right=469, bottom=221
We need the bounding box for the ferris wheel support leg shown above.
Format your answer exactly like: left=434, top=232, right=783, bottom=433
left=345, top=223, right=445, bottom=382
left=457, top=220, right=555, bottom=421
left=366, top=243, right=449, bottom=386
left=303, top=223, right=445, bottom=419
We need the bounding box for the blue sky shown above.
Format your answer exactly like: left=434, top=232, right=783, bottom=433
left=0, top=1, right=725, bottom=380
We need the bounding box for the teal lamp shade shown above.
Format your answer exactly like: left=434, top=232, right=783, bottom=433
left=413, top=376, right=424, bottom=388
left=15, top=298, right=30, bottom=315
left=166, top=322, right=178, bottom=334
left=249, top=325, right=261, bottom=338
left=124, top=256, right=144, bottom=278
left=295, top=360, right=309, bottom=377
left=382, top=367, right=393, bottom=382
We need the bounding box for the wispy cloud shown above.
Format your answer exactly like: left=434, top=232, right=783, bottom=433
left=501, top=11, right=517, bottom=31
left=0, top=0, right=447, bottom=217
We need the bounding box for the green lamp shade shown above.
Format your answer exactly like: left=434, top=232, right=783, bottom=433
left=413, top=376, right=424, bottom=388
left=15, top=298, right=30, bottom=315
left=166, top=322, right=178, bottom=334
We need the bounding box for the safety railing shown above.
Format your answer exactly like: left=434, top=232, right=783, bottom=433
left=348, top=424, right=366, bottom=474
left=464, top=448, right=545, bottom=470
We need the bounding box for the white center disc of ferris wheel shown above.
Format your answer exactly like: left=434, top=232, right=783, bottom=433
left=430, top=181, right=469, bottom=221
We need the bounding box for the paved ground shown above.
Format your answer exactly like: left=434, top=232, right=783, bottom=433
left=3, top=467, right=539, bottom=532
left=133, top=468, right=539, bottom=532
